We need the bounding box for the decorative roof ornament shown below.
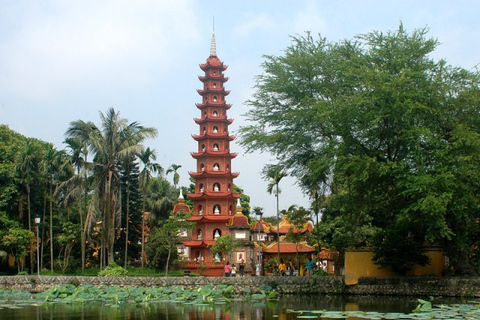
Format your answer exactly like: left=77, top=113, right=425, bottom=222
left=236, top=198, right=241, bottom=209
left=178, top=189, right=184, bottom=200
left=209, top=31, right=217, bottom=57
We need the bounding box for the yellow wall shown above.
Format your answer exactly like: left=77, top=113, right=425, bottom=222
left=345, top=247, right=444, bottom=285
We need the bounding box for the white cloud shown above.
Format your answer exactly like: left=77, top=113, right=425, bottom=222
left=0, top=0, right=200, bottom=100
left=292, top=1, right=328, bottom=35
left=233, top=13, right=276, bottom=38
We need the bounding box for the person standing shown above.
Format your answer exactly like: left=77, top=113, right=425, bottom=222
left=255, top=262, right=262, bottom=276
left=279, top=259, right=286, bottom=276
left=306, top=257, right=315, bottom=276
left=231, top=264, right=237, bottom=277
left=224, top=261, right=231, bottom=277
left=286, top=260, right=293, bottom=276
left=239, top=259, right=245, bottom=277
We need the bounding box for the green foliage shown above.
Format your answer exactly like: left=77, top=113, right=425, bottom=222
left=313, top=268, right=329, bottom=276
left=239, top=24, right=480, bottom=275
left=264, top=258, right=277, bottom=272
left=145, top=211, right=194, bottom=275
left=209, top=235, right=241, bottom=263
left=1, top=228, right=34, bottom=273
left=97, top=262, right=128, bottom=277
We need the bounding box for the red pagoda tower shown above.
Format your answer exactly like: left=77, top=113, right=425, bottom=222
left=183, top=31, right=241, bottom=275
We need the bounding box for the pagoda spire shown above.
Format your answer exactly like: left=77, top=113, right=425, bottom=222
left=209, top=31, right=217, bottom=57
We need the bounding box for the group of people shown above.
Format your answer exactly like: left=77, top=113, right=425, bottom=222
left=224, top=257, right=322, bottom=277
left=276, top=257, right=318, bottom=276
left=224, top=260, right=246, bottom=277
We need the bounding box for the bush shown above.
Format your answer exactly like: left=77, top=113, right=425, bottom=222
left=313, top=268, right=329, bottom=276
left=97, top=262, right=128, bottom=277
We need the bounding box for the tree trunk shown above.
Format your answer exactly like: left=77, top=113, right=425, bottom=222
left=165, top=246, right=171, bottom=277
left=49, top=183, right=53, bottom=274
left=141, top=201, right=145, bottom=268
left=27, top=185, right=33, bottom=275
left=124, top=180, right=130, bottom=268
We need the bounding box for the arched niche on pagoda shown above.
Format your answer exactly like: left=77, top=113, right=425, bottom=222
left=213, top=110, right=218, bottom=117
left=213, top=204, right=221, bottom=215
left=213, top=228, right=221, bottom=239
left=198, top=204, right=203, bottom=215
left=213, top=183, right=220, bottom=192
left=213, top=126, right=218, bottom=133
left=213, top=143, right=219, bottom=151
left=199, top=183, right=204, bottom=192
left=213, top=163, right=219, bottom=171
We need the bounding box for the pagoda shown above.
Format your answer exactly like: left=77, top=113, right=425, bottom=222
left=183, top=31, right=242, bottom=275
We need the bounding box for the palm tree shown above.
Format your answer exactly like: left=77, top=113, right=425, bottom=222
left=42, top=144, right=72, bottom=274
left=263, top=164, right=287, bottom=263
left=145, top=177, right=176, bottom=223
left=65, top=108, right=157, bottom=267
left=15, top=140, right=38, bottom=274
left=166, top=164, right=182, bottom=188
left=137, top=147, right=162, bottom=268
left=63, top=137, right=89, bottom=272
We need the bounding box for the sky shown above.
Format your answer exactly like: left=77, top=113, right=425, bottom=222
left=1, top=0, right=479, bottom=217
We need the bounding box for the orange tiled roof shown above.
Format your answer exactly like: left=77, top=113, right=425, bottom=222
left=262, top=241, right=316, bottom=254
left=227, top=213, right=250, bottom=227
left=269, top=216, right=313, bottom=235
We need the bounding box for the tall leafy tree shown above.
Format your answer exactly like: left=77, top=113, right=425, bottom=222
left=284, top=205, right=312, bottom=270
left=137, top=147, right=162, bottom=268
left=14, top=140, right=40, bottom=274
left=42, top=144, right=73, bottom=273
left=65, top=108, right=157, bottom=267
left=62, top=137, right=90, bottom=272
left=146, top=211, right=194, bottom=276
left=240, top=25, right=480, bottom=275
left=262, top=164, right=287, bottom=263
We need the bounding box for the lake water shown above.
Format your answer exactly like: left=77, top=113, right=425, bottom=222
left=0, top=295, right=474, bottom=319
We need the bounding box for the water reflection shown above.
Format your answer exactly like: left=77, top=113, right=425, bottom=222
left=0, top=295, right=468, bottom=320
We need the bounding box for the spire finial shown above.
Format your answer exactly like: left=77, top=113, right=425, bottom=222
left=210, top=16, right=217, bottom=57
left=210, top=30, right=217, bottom=57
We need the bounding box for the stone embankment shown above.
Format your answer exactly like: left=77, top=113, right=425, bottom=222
left=0, top=276, right=478, bottom=297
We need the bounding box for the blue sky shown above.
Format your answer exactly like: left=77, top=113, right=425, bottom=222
left=1, top=0, right=479, bottom=217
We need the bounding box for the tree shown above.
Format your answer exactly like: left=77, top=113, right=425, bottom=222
left=62, top=136, right=90, bottom=273
left=138, top=147, right=162, bottom=268
left=239, top=25, right=480, bottom=275
left=1, top=228, right=34, bottom=273
left=145, top=177, right=176, bottom=223
left=262, top=164, right=287, bottom=263
left=65, top=108, right=157, bottom=267
left=166, top=164, right=182, bottom=189
left=146, top=211, right=194, bottom=276
left=284, top=205, right=311, bottom=271
left=42, top=144, right=73, bottom=274
left=56, top=221, right=80, bottom=273
left=210, top=235, right=241, bottom=264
